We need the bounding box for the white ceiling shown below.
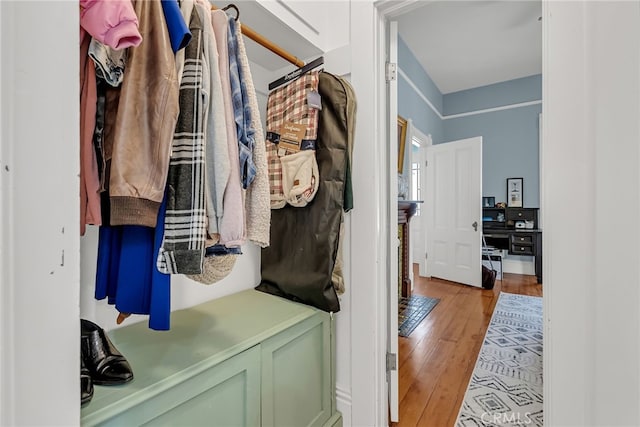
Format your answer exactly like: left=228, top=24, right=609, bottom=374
left=211, top=1, right=322, bottom=72
left=397, top=0, right=542, bottom=94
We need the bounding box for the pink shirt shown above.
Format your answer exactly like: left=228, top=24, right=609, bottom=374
left=80, top=0, right=142, bottom=50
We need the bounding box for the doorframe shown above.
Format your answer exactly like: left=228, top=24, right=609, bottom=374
left=386, top=19, right=400, bottom=423
left=367, top=2, right=434, bottom=424
left=370, top=0, right=547, bottom=424
left=408, top=124, right=431, bottom=278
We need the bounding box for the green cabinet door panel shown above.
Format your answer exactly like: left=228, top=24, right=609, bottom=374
left=140, top=346, right=261, bottom=427
left=261, top=313, right=331, bottom=427
left=95, top=346, right=261, bottom=426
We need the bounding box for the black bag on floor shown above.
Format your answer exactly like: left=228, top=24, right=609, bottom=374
left=481, top=235, right=497, bottom=290
left=482, top=265, right=496, bottom=290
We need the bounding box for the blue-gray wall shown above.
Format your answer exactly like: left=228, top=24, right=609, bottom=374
left=443, top=75, right=542, bottom=207
left=398, top=36, right=444, bottom=144
left=443, top=75, right=542, bottom=115
left=397, top=37, right=541, bottom=207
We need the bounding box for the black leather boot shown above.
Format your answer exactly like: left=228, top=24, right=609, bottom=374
left=81, top=319, right=133, bottom=385
left=81, top=353, right=94, bottom=405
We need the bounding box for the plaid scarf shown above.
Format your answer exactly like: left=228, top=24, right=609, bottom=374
left=157, top=8, right=206, bottom=274
left=228, top=17, right=257, bottom=189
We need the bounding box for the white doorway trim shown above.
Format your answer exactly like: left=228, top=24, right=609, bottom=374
left=387, top=19, right=400, bottom=423
left=355, top=2, right=431, bottom=425
left=408, top=125, right=432, bottom=279
left=348, top=3, right=394, bottom=425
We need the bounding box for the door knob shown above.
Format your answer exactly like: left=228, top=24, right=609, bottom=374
left=472, top=221, right=478, bottom=231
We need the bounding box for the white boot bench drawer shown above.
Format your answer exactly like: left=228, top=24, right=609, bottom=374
left=81, top=290, right=341, bottom=427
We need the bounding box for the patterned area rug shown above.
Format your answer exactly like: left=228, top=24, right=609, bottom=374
left=456, top=293, right=543, bottom=427
left=398, top=295, right=439, bottom=337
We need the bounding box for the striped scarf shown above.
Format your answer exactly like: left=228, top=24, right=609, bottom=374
left=157, top=7, right=206, bottom=274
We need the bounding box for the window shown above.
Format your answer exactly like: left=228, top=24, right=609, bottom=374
left=411, top=160, right=421, bottom=215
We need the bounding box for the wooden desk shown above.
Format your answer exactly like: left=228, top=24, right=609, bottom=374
left=483, top=207, right=542, bottom=283
left=483, top=229, right=543, bottom=283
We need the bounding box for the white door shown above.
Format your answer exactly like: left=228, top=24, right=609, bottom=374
left=426, top=137, right=483, bottom=287
left=410, top=130, right=432, bottom=278
left=386, top=20, right=399, bottom=423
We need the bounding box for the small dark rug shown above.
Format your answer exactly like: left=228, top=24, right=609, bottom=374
left=398, top=295, right=440, bottom=337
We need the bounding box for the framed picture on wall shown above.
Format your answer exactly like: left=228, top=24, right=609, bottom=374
left=507, top=177, right=524, bottom=207
left=482, top=196, right=495, bottom=208
left=397, top=116, right=408, bottom=173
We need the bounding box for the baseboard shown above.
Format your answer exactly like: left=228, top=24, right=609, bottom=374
left=336, top=386, right=352, bottom=426
left=502, top=256, right=535, bottom=276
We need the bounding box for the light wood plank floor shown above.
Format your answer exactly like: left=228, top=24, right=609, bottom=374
left=392, top=266, right=543, bottom=427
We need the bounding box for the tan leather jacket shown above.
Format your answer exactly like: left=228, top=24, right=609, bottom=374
left=108, top=0, right=179, bottom=227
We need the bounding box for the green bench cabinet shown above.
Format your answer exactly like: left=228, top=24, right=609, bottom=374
left=81, top=290, right=342, bottom=427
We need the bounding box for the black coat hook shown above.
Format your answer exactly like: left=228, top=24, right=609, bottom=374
left=222, top=4, right=239, bottom=21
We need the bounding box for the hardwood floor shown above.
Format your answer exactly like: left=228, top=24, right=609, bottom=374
left=392, top=266, right=542, bottom=427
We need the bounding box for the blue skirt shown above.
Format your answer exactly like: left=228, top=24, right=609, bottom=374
left=95, top=195, right=171, bottom=330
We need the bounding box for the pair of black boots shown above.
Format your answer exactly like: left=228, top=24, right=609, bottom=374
left=81, top=319, right=134, bottom=405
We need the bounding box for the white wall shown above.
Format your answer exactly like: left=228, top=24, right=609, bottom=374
left=587, top=2, right=640, bottom=424
left=543, top=1, right=640, bottom=425
left=79, top=228, right=263, bottom=330
left=349, top=2, right=388, bottom=425
left=0, top=3, right=5, bottom=421
left=256, top=0, right=350, bottom=54
left=0, top=1, right=80, bottom=425
left=543, top=2, right=594, bottom=422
